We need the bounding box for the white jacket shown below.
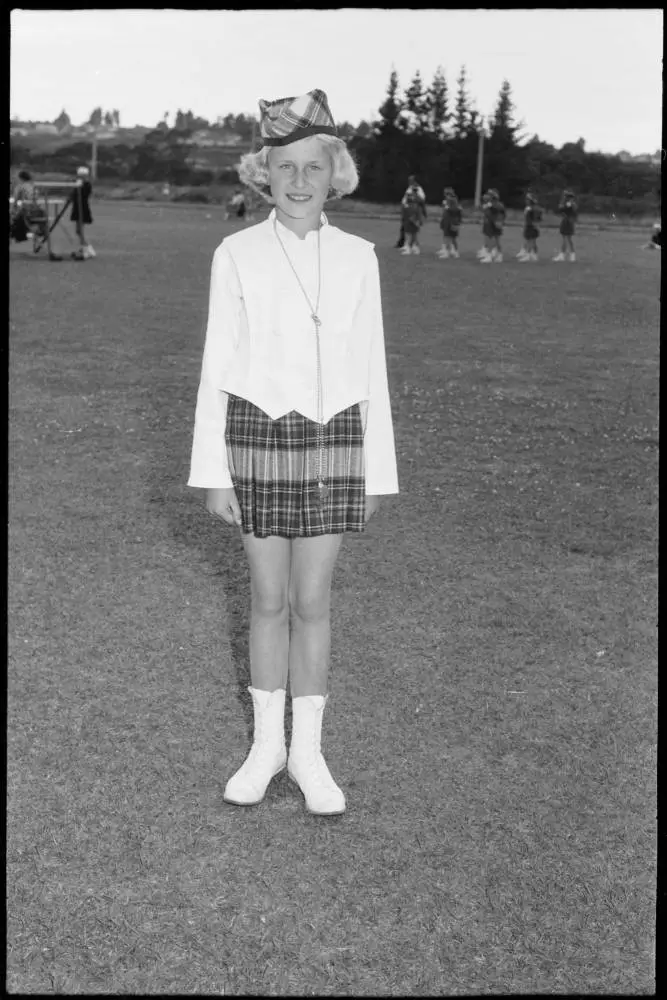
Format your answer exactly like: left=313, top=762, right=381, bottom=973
left=188, top=210, right=399, bottom=495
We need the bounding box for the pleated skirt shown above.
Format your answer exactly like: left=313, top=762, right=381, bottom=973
left=225, top=394, right=366, bottom=538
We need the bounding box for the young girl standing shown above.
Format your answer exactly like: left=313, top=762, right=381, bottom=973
left=394, top=175, right=426, bottom=249
left=188, top=89, right=399, bottom=816
left=437, top=188, right=463, bottom=259
left=476, top=192, right=492, bottom=259
left=400, top=188, right=427, bottom=255
left=518, top=192, right=543, bottom=262
left=70, top=165, right=95, bottom=260
left=554, top=188, right=577, bottom=261
left=480, top=189, right=505, bottom=263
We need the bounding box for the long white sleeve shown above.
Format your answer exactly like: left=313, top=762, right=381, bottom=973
left=187, top=244, right=243, bottom=489
left=356, top=252, right=399, bottom=496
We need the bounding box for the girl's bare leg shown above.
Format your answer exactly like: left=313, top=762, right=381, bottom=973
left=288, top=534, right=344, bottom=696
left=241, top=533, right=291, bottom=691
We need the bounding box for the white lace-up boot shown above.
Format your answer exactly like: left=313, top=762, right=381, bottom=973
left=288, top=695, right=346, bottom=815
left=223, top=687, right=286, bottom=805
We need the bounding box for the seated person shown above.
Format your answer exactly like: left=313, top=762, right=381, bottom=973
left=10, top=170, right=43, bottom=241
left=642, top=222, right=661, bottom=249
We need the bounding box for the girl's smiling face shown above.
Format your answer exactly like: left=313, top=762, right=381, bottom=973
left=268, top=136, right=333, bottom=234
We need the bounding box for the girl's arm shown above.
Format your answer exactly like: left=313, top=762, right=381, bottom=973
left=188, top=245, right=243, bottom=489
left=355, top=251, right=399, bottom=496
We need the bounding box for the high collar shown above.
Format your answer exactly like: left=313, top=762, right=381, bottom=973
left=269, top=208, right=329, bottom=244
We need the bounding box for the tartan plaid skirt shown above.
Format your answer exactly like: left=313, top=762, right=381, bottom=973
left=225, top=395, right=366, bottom=538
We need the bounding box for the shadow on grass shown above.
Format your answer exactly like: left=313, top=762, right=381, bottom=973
left=9, top=250, right=79, bottom=264
left=142, top=410, right=255, bottom=736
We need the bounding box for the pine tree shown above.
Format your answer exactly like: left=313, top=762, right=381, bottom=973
left=428, top=66, right=449, bottom=139
left=489, top=79, right=523, bottom=146
left=486, top=80, right=530, bottom=202
left=454, top=66, right=471, bottom=139
left=377, top=67, right=405, bottom=134
left=88, top=107, right=102, bottom=128
left=54, top=108, right=71, bottom=132
left=404, top=70, right=430, bottom=133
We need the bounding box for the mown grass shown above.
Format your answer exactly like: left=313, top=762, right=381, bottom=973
left=8, top=204, right=658, bottom=994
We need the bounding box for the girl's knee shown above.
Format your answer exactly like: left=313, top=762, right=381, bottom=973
left=251, top=586, right=289, bottom=620
left=290, top=591, right=330, bottom=625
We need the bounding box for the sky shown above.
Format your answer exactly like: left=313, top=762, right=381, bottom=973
left=9, top=8, right=664, bottom=155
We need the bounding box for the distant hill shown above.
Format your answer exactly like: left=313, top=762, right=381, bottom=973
left=185, top=147, right=249, bottom=171
left=10, top=126, right=152, bottom=153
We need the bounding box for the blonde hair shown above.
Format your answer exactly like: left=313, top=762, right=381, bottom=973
left=237, top=134, right=359, bottom=203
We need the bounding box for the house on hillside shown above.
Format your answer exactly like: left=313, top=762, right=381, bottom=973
left=636, top=153, right=661, bottom=167
left=618, top=150, right=661, bottom=167
left=191, top=128, right=243, bottom=147
left=34, top=123, right=59, bottom=134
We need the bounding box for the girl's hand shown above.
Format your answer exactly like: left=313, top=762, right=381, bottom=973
left=364, top=495, right=381, bottom=523
left=206, top=487, right=242, bottom=528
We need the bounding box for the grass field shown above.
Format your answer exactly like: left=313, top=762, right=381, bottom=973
left=8, top=203, right=658, bottom=995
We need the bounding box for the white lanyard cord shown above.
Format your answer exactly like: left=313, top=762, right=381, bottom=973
left=273, top=219, right=328, bottom=496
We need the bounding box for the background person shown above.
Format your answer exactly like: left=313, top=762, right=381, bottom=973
left=641, top=222, right=661, bottom=249
left=225, top=187, right=247, bottom=221
left=188, top=88, right=399, bottom=818
left=554, top=188, right=577, bottom=261
left=476, top=191, right=493, bottom=258
left=70, top=165, right=95, bottom=260
left=400, top=187, right=427, bottom=254
left=10, top=169, right=40, bottom=241
left=518, top=192, right=543, bottom=262
left=395, top=174, right=426, bottom=248
left=436, top=187, right=462, bottom=259
left=480, top=188, right=505, bottom=263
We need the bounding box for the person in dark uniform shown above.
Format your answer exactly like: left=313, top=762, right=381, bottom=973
left=554, top=189, right=577, bottom=261
left=518, top=192, right=543, bottom=262
left=436, top=187, right=463, bottom=259
left=10, top=169, right=41, bottom=242
left=395, top=175, right=426, bottom=248
left=480, top=189, right=505, bottom=263
left=400, top=188, right=427, bottom=254
left=70, top=166, right=95, bottom=260
left=642, top=223, right=661, bottom=249
left=225, top=188, right=247, bottom=221
left=476, top=192, right=492, bottom=259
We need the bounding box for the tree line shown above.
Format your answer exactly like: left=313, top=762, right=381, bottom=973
left=11, top=69, right=660, bottom=216
left=349, top=68, right=660, bottom=214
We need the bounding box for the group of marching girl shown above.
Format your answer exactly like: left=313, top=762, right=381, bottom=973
left=397, top=181, right=580, bottom=262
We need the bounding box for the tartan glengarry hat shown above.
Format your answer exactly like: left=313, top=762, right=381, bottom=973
left=258, top=89, right=337, bottom=146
